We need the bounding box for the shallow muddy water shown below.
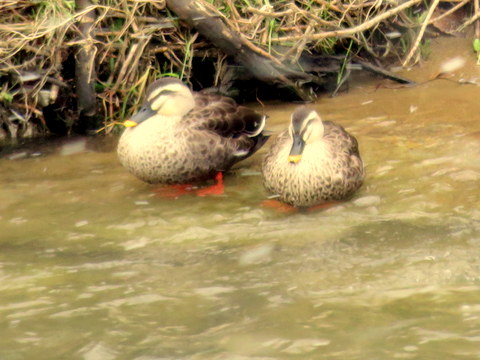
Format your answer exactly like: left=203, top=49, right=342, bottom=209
left=1, top=38, right=480, bottom=359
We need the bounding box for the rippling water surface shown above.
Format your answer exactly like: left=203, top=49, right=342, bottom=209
left=1, top=38, right=479, bottom=359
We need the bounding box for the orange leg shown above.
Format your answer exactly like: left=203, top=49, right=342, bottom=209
left=153, top=173, right=225, bottom=199
left=196, top=172, right=224, bottom=197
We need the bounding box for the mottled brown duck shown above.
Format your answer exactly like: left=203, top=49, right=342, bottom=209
left=117, top=77, right=269, bottom=187
left=262, top=106, right=364, bottom=207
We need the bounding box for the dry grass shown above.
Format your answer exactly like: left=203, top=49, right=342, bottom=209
left=0, top=0, right=477, bottom=139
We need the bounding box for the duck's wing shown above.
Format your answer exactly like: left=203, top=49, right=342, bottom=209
left=190, top=93, right=267, bottom=138
left=323, top=121, right=365, bottom=185
left=323, top=121, right=361, bottom=157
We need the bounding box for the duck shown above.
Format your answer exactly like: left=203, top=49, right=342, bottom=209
left=117, top=77, right=269, bottom=186
left=261, top=106, right=364, bottom=208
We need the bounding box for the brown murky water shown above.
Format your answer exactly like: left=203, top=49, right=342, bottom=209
left=1, top=38, right=479, bottom=359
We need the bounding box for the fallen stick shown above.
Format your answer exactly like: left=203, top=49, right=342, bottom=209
left=165, top=0, right=322, bottom=100
left=75, top=0, right=99, bottom=131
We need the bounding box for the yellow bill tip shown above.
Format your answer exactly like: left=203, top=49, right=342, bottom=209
left=288, top=155, right=302, bottom=164
left=123, top=120, right=138, bottom=128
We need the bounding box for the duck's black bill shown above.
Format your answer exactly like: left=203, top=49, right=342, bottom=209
left=288, top=134, right=305, bottom=163
left=123, top=105, right=157, bottom=127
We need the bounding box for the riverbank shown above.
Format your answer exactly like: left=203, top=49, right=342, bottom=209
left=0, top=0, right=478, bottom=140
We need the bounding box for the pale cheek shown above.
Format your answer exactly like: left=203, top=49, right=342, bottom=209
left=163, top=97, right=194, bottom=116
left=160, top=101, right=179, bottom=116
left=302, top=129, right=311, bottom=144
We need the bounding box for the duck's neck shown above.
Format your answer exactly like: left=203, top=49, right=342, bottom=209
left=148, top=113, right=184, bottom=131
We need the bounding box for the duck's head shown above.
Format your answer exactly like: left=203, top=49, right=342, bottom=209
left=123, top=78, right=195, bottom=128
left=288, top=106, right=325, bottom=164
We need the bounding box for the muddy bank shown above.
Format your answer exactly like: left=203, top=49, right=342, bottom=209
left=1, top=0, right=478, bottom=139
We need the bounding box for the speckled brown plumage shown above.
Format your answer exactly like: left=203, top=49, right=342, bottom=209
left=262, top=106, right=364, bottom=207
left=117, top=78, right=269, bottom=184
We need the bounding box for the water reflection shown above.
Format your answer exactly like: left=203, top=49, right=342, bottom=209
left=1, top=38, right=480, bottom=359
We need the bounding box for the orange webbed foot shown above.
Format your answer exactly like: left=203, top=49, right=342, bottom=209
left=196, top=172, right=224, bottom=197
left=261, top=199, right=298, bottom=214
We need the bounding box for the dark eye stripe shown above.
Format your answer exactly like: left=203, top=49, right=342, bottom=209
left=148, top=88, right=176, bottom=102
left=300, top=119, right=314, bottom=137
left=159, top=90, right=175, bottom=96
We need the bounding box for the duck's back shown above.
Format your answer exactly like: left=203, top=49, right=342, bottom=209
left=323, top=120, right=362, bottom=163
left=322, top=121, right=364, bottom=198
left=191, top=93, right=266, bottom=138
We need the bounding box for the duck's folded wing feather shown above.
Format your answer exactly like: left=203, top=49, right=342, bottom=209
left=191, top=93, right=266, bottom=138
left=323, top=121, right=361, bottom=157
